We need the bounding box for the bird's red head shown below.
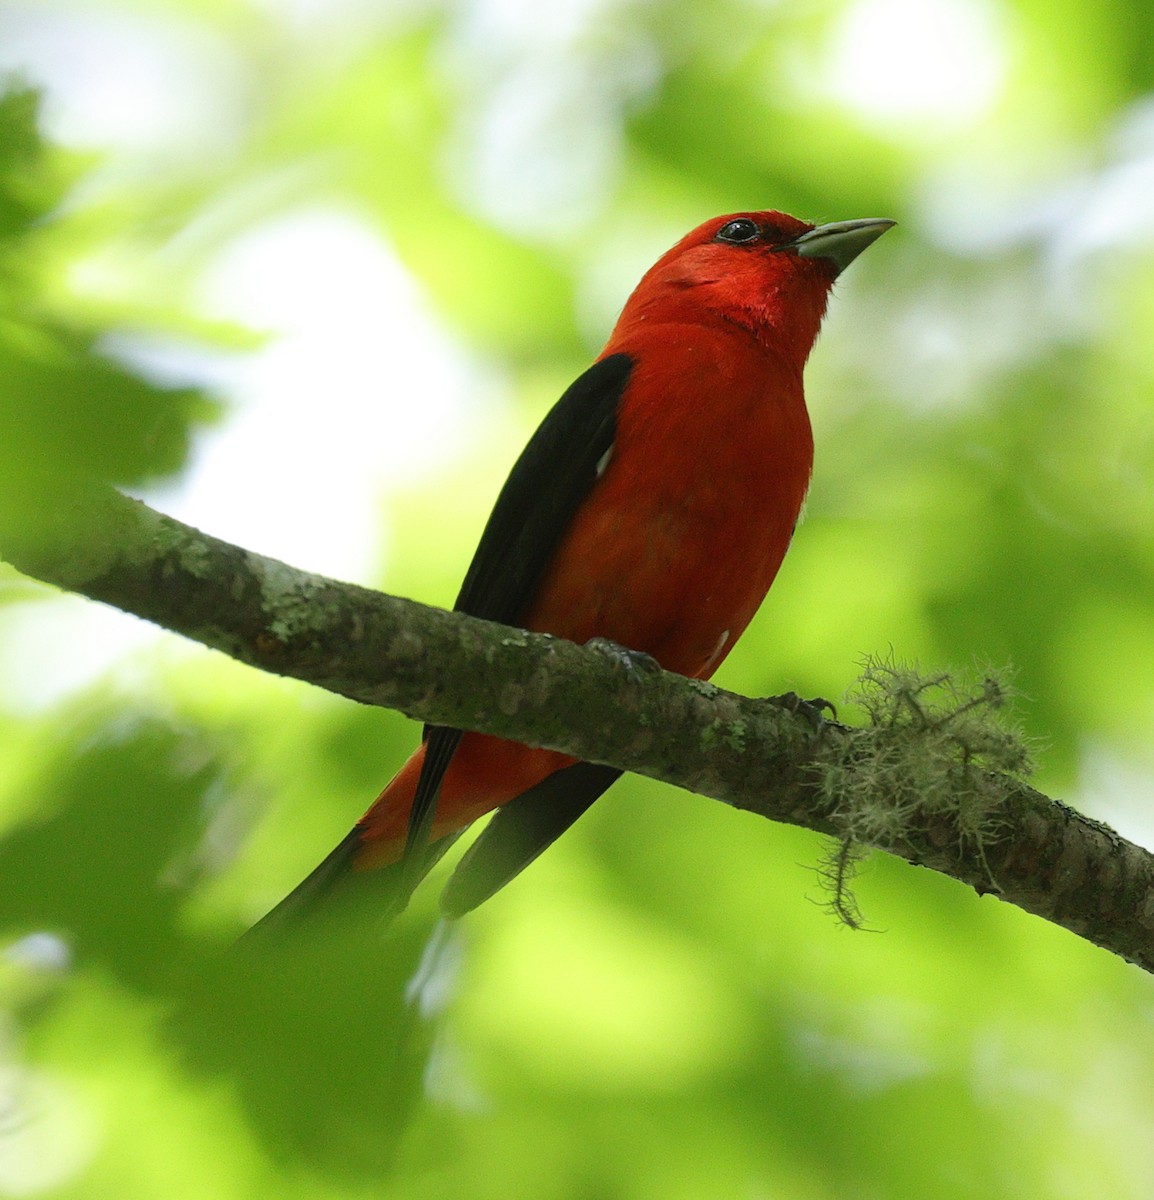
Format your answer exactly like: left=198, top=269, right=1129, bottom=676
left=610, top=211, right=894, bottom=371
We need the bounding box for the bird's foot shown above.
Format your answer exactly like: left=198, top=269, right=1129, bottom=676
left=771, top=692, right=839, bottom=734
left=586, top=637, right=662, bottom=679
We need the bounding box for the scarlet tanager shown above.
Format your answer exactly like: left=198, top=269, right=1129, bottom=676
left=260, top=211, right=893, bottom=927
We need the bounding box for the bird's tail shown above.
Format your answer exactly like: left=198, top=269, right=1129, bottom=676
left=242, top=824, right=459, bottom=939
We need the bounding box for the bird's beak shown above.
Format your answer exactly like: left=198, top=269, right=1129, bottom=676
left=790, top=218, right=896, bottom=276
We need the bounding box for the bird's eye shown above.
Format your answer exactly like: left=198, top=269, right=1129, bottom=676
left=715, top=218, right=761, bottom=244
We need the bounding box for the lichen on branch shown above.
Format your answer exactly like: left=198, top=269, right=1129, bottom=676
left=816, top=658, right=1034, bottom=928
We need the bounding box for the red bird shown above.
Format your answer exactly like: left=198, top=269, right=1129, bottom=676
left=262, top=211, right=893, bottom=925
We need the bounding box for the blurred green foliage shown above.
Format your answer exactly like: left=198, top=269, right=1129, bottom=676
left=0, top=88, right=214, bottom=493
left=1, top=1, right=1154, bottom=1197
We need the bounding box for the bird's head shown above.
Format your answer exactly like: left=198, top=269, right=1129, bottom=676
left=617, top=211, right=894, bottom=369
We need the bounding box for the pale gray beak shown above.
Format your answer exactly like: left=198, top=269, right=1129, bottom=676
left=790, top=218, right=896, bottom=275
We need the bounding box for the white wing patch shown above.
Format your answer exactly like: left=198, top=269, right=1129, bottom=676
left=595, top=443, right=614, bottom=478
left=703, top=629, right=730, bottom=672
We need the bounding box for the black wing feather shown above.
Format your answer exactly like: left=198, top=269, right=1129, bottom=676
left=439, top=762, right=622, bottom=918
left=253, top=355, right=632, bottom=929
left=451, top=352, right=633, bottom=624
left=402, top=353, right=633, bottom=865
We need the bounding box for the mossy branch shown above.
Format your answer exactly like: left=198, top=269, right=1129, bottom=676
left=2, top=478, right=1153, bottom=971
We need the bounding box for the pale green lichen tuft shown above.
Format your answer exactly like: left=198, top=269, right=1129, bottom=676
left=816, top=655, right=1034, bottom=930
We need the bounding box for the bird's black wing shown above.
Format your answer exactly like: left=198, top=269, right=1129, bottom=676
left=250, top=355, right=632, bottom=930
left=439, top=761, right=622, bottom=918
left=450, top=352, right=633, bottom=625
left=402, top=353, right=633, bottom=870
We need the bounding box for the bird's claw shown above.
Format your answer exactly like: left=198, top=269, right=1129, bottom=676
left=586, top=637, right=661, bottom=678
left=772, top=691, right=838, bottom=734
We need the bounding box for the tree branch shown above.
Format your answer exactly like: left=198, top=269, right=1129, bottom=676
left=3, top=477, right=1153, bottom=971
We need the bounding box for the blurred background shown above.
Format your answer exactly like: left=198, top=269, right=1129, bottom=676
left=1, top=0, right=1153, bottom=1196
